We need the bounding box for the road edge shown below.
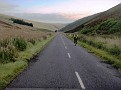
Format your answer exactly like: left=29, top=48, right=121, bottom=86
left=0, top=35, right=55, bottom=90
left=65, top=34, right=121, bottom=73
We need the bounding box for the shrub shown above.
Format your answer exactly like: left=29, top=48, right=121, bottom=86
left=0, top=39, right=10, bottom=47
left=81, top=29, right=92, bottom=34
left=87, top=40, right=95, bottom=46
left=96, top=19, right=121, bottom=34
left=79, top=35, right=88, bottom=43
left=113, top=61, right=121, bottom=69
left=101, top=44, right=109, bottom=52
left=13, top=38, right=27, bottom=51
left=0, top=45, right=17, bottom=62
left=95, top=42, right=104, bottom=49
left=42, top=36, right=47, bottom=40
left=109, top=45, right=121, bottom=56
left=10, top=18, right=33, bottom=27
left=47, top=33, right=52, bottom=36
left=28, top=39, right=36, bottom=45
left=109, top=21, right=121, bottom=33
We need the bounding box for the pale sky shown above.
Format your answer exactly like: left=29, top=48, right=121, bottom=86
left=0, top=0, right=120, bottom=23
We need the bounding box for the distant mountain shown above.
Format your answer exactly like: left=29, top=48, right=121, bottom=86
left=60, top=13, right=100, bottom=33
left=0, top=13, right=66, bottom=31
left=25, top=20, right=66, bottom=31
left=62, top=3, right=121, bottom=34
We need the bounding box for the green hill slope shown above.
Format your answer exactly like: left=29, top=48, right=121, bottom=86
left=60, top=13, right=100, bottom=33
left=62, top=3, right=121, bottom=35
left=80, top=3, right=121, bottom=35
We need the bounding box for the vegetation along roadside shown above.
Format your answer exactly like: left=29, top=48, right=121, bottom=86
left=0, top=33, right=55, bottom=90
left=66, top=34, right=121, bottom=72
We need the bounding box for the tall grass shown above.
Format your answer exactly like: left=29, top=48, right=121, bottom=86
left=75, top=34, right=121, bottom=56
left=80, top=36, right=121, bottom=56
left=67, top=33, right=121, bottom=71
left=0, top=30, right=53, bottom=63
left=13, top=38, right=27, bottom=51
left=0, top=22, right=53, bottom=63
left=0, top=19, right=54, bottom=89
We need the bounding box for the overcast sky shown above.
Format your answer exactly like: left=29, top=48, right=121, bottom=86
left=0, top=0, right=120, bottom=23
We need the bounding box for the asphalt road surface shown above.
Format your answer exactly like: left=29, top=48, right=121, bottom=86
left=6, top=34, right=121, bottom=90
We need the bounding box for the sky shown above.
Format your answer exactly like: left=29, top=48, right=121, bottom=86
left=0, top=0, right=120, bottom=23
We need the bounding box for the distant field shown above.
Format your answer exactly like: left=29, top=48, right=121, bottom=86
left=28, top=20, right=66, bottom=31
left=0, top=13, right=66, bottom=31
left=0, top=13, right=56, bottom=39
left=0, top=20, right=47, bottom=40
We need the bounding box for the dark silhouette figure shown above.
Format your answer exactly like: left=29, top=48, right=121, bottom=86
left=74, top=34, right=78, bottom=46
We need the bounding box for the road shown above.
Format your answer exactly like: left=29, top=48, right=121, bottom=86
left=6, top=34, right=121, bottom=90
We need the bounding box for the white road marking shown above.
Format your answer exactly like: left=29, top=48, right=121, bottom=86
left=61, top=36, right=68, bottom=50
left=61, top=36, right=66, bottom=46
left=67, top=53, right=71, bottom=58
left=75, top=72, right=86, bottom=89
left=65, top=46, right=67, bottom=49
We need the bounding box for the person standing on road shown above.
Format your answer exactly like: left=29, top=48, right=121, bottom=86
left=74, top=33, right=78, bottom=46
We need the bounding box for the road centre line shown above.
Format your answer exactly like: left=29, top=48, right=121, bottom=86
left=67, top=53, right=71, bottom=58
left=61, top=36, right=66, bottom=46
left=75, top=72, right=86, bottom=89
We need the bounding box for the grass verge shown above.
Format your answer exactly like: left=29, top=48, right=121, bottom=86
left=67, top=35, right=121, bottom=71
left=0, top=35, right=54, bottom=90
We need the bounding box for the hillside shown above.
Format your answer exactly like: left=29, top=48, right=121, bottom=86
left=60, top=13, right=100, bottom=33
left=28, top=21, right=66, bottom=31
left=0, top=13, right=51, bottom=40
left=86, top=3, right=121, bottom=26
left=0, top=14, right=66, bottom=31
left=80, top=3, right=121, bottom=35
left=62, top=3, right=121, bottom=34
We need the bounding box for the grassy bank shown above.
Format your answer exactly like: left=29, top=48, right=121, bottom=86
left=0, top=35, right=54, bottom=90
left=66, top=34, right=121, bottom=71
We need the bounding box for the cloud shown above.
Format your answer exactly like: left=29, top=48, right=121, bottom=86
left=9, top=13, right=74, bottom=23
left=0, top=0, right=120, bottom=23
left=25, top=0, right=120, bottom=20
left=60, top=13, right=91, bottom=20
left=9, top=12, right=91, bottom=23
left=24, top=0, right=93, bottom=20
left=25, top=0, right=120, bottom=14
left=0, top=0, right=18, bottom=13
left=25, top=0, right=86, bottom=14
